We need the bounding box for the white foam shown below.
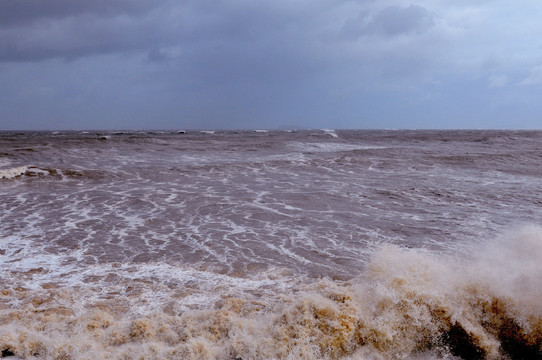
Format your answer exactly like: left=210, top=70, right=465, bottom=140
left=0, top=158, right=12, bottom=168
left=2, top=227, right=542, bottom=359
left=321, top=128, right=338, bottom=137
left=0, top=166, right=57, bottom=179
left=466, top=225, right=542, bottom=313
left=288, top=142, right=384, bottom=153
left=0, top=165, right=32, bottom=179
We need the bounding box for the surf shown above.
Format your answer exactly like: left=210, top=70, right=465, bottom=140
left=1, top=226, right=541, bottom=359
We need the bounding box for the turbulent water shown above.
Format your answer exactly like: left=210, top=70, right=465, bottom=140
left=1, top=129, right=542, bottom=360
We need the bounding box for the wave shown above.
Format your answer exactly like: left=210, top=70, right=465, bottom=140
left=321, top=129, right=339, bottom=138
left=0, top=165, right=105, bottom=180
left=1, top=226, right=541, bottom=359
left=288, top=142, right=385, bottom=154
left=0, top=165, right=48, bottom=179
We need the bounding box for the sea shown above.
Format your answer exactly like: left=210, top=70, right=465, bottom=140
left=1, top=129, right=541, bottom=360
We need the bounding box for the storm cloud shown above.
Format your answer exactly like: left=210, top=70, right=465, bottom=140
left=342, top=4, right=435, bottom=39
left=0, top=0, right=173, bottom=61
left=1, top=0, right=541, bottom=130
left=0, top=0, right=157, bottom=27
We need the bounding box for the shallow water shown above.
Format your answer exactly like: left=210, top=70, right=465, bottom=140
left=1, top=129, right=542, bottom=359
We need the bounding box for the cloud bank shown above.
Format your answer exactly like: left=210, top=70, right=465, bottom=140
left=1, top=0, right=541, bottom=129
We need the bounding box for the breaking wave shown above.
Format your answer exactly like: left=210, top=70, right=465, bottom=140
left=1, top=226, right=542, bottom=359
left=0, top=166, right=105, bottom=181
left=321, top=129, right=339, bottom=138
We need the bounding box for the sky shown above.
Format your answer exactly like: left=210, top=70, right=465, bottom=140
left=1, top=0, right=542, bottom=130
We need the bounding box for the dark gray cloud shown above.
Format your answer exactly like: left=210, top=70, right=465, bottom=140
left=368, top=5, right=435, bottom=36
left=0, top=0, right=172, bottom=61
left=0, top=0, right=541, bottom=130
left=342, top=5, right=435, bottom=39
left=0, top=0, right=158, bottom=27
left=0, top=0, right=327, bottom=65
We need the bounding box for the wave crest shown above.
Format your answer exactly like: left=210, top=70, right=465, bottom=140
left=0, top=166, right=105, bottom=180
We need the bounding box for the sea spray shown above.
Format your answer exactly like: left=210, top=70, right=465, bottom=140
left=1, top=226, right=542, bottom=359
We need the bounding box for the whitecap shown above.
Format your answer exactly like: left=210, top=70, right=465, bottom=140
left=321, top=128, right=338, bottom=137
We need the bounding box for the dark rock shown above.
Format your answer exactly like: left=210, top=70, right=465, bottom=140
left=1, top=349, right=15, bottom=357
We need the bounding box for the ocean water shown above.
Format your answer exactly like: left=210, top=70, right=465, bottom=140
left=1, top=129, right=542, bottom=359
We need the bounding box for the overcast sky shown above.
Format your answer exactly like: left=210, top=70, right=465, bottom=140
left=1, top=0, right=541, bottom=130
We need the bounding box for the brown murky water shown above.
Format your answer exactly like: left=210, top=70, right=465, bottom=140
left=1, top=130, right=542, bottom=359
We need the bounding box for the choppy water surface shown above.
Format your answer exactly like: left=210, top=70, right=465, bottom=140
left=1, top=129, right=542, bottom=359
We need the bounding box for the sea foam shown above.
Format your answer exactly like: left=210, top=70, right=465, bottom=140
left=0, top=166, right=49, bottom=179
left=1, top=226, right=541, bottom=359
